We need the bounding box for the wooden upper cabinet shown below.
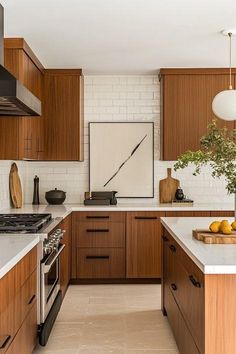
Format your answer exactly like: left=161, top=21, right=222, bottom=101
left=43, top=69, right=84, bottom=161
left=2, top=38, right=44, bottom=160
left=160, top=69, right=236, bottom=161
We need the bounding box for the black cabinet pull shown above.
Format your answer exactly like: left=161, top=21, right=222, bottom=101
left=0, top=335, right=11, bottom=349
left=86, top=255, right=110, bottom=260
left=169, top=244, right=176, bottom=253
left=171, top=283, right=177, bottom=291
left=86, top=229, right=109, bottom=233
left=28, top=294, right=36, bottom=305
left=86, top=216, right=109, bottom=219
left=162, top=235, right=169, bottom=242
left=189, top=275, right=201, bottom=288
left=135, top=216, right=158, bottom=220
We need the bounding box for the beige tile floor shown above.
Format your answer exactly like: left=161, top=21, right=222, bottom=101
left=34, top=284, right=179, bottom=354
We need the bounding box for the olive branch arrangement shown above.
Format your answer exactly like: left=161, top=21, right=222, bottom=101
left=174, top=120, right=236, bottom=218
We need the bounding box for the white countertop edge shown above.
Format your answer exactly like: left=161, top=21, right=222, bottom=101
left=0, top=236, right=40, bottom=279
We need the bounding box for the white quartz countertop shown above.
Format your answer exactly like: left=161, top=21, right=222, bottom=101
left=1, top=202, right=234, bottom=219
left=0, top=234, right=40, bottom=279
left=161, top=217, right=236, bottom=274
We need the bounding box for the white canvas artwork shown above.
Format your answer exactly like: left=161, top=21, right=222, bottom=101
left=89, top=122, right=154, bottom=198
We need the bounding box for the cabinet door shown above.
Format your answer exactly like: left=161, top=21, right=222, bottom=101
left=162, top=73, right=235, bottom=160
left=60, top=215, right=72, bottom=298
left=43, top=69, right=84, bottom=161
left=126, top=212, right=163, bottom=278
left=2, top=42, right=44, bottom=160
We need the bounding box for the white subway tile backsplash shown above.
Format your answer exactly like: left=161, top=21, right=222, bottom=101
left=0, top=74, right=232, bottom=209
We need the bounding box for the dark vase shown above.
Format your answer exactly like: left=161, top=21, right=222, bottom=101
left=175, top=187, right=184, bottom=201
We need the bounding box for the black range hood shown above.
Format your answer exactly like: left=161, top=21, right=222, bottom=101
left=0, top=5, right=41, bottom=116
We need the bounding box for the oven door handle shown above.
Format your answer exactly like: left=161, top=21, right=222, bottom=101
left=42, top=244, right=65, bottom=274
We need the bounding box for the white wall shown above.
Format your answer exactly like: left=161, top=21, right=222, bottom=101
left=0, top=75, right=233, bottom=208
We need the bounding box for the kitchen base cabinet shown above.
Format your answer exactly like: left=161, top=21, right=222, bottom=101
left=0, top=247, right=37, bottom=354
left=126, top=212, right=163, bottom=278
left=60, top=214, right=72, bottom=299
left=72, top=212, right=126, bottom=280
left=162, top=227, right=236, bottom=354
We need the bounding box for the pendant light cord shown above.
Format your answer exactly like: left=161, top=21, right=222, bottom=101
left=229, top=32, right=232, bottom=89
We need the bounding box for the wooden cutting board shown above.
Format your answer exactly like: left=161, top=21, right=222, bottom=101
left=9, top=162, right=23, bottom=208
left=193, top=229, right=236, bottom=244
left=159, top=168, right=180, bottom=203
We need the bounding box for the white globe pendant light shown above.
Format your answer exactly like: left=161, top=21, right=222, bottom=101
left=212, top=31, right=236, bottom=121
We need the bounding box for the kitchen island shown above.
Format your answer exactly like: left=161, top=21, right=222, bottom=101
left=161, top=217, right=236, bottom=354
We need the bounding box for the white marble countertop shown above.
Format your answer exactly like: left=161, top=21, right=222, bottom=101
left=0, top=234, right=39, bottom=279
left=1, top=202, right=234, bottom=219
left=161, top=217, right=236, bottom=274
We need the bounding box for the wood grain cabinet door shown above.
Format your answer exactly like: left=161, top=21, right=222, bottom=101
left=43, top=69, right=84, bottom=161
left=126, top=212, right=162, bottom=278
left=161, top=70, right=236, bottom=160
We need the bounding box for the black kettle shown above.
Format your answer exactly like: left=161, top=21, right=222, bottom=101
left=175, top=187, right=184, bottom=201
left=45, top=188, right=66, bottom=205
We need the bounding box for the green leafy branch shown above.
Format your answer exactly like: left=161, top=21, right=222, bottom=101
left=174, top=120, right=236, bottom=194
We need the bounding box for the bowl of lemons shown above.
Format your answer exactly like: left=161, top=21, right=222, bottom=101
left=209, top=220, right=236, bottom=235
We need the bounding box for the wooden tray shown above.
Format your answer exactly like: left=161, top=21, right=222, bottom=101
left=193, top=229, right=236, bottom=244
left=9, top=162, right=22, bottom=208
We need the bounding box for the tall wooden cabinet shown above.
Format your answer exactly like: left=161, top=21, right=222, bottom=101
left=43, top=69, right=84, bottom=161
left=2, top=38, right=44, bottom=160
left=160, top=69, right=236, bottom=161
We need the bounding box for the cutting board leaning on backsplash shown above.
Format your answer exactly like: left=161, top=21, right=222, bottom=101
left=9, top=162, right=23, bottom=208
left=159, top=168, right=180, bottom=203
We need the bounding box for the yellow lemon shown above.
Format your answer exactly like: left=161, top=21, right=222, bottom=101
left=221, top=225, right=233, bottom=235
left=219, top=220, right=230, bottom=232
left=209, top=221, right=221, bottom=233
left=231, top=221, right=236, bottom=231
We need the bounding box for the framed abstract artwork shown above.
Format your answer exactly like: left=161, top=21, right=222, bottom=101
left=89, top=122, right=154, bottom=198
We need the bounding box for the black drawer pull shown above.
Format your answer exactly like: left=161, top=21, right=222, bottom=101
left=28, top=294, right=36, bottom=305
left=86, top=216, right=109, bottom=219
left=0, top=335, right=11, bottom=349
left=189, top=275, right=201, bottom=288
left=86, top=229, right=109, bottom=233
left=135, top=216, right=158, bottom=220
left=162, top=235, right=169, bottom=242
left=169, top=244, right=176, bottom=252
left=171, top=283, right=177, bottom=291
left=86, top=255, right=110, bottom=260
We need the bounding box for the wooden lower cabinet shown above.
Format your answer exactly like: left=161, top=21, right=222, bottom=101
left=60, top=214, right=72, bottom=298
left=126, top=212, right=163, bottom=278
left=72, top=212, right=126, bottom=279
left=162, top=227, right=236, bottom=354
left=0, top=247, right=37, bottom=354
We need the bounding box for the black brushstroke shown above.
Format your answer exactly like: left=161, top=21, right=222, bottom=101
left=103, top=134, right=147, bottom=187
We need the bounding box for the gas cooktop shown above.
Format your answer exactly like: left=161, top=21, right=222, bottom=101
left=0, top=213, right=52, bottom=233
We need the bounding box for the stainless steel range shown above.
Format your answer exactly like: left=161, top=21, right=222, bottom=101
left=0, top=213, right=65, bottom=346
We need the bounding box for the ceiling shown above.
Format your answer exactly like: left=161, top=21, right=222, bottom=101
left=2, top=0, right=236, bottom=74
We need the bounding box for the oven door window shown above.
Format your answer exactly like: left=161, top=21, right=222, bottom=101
left=44, top=259, right=59, bottom=303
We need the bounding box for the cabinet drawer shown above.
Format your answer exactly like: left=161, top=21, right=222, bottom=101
left=5, top=302, right=37, bottom=354
left=77, top=248, right=125, bottom=279
left=16, top=269, right=37, bottom=330
left=76, top=222, right=125, bottom=248
left=73, top=211, right=126, bottom=223
left=15, top=246, right=37, bottom=290
left=165, top=285, right=200, bottom=354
